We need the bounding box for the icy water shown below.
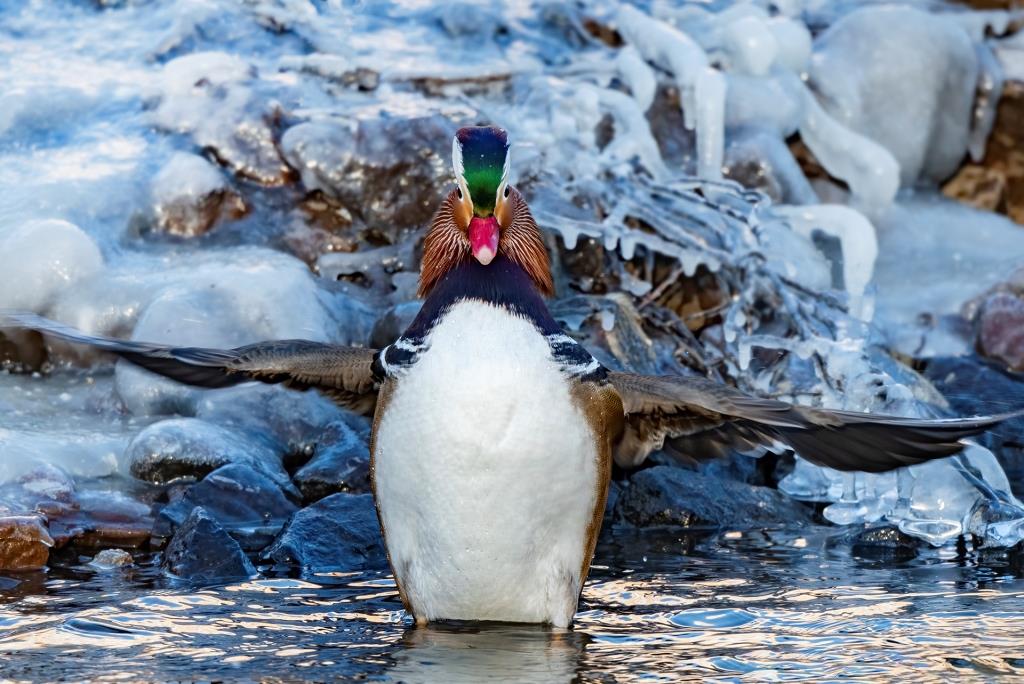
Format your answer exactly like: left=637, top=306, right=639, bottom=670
left=2, top=529, right=1024, bottom=682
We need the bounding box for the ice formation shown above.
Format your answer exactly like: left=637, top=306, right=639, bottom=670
left=0, top=0, right=1023, bottom=550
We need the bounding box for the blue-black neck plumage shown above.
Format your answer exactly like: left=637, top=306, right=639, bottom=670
left=374, top=255, right=604, bottom=382
left=407, top=254, right=562, bottom=339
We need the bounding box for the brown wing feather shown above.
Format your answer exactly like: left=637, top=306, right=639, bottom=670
left=609, top=371, right=1021, bottom=472
left=1, top=312, right=378, bottom=414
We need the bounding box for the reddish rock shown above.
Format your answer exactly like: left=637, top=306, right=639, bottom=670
left=977, top=292, right=1024, bottom=371
left=0, top=516, right=53, bottom=571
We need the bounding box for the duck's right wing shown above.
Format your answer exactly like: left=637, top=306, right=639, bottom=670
left=0, top=312, right=379, bottom=414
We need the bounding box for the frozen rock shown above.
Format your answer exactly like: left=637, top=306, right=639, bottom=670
left=150, top=152, right=247, bottom=237
left=281, top=114, right=454, bottom=238
left=153, top=52, right=292, bottom=186
left=976, top=292, right=1024, bottom=371
left=0, top=219, right=103, bottom=312
left=0, top=516, right=53, bottom=571
left=196, top=384, right=353, bottom=459
left=109, top=248, right=373, bottom=416
left=614, top=466, right=814, bottom=528
left=293, top=421, right=371, bottom=502
left=924, top=355, right=1024, bottom=495
left=872, top=196, right=1024, bottom=358
left=154, top=464, right=298, bottom=550
left=124, top=418, right=295, bottom=496
left=163, top=507, right=256, bottom=582
left=262, top=493, right=385, bottom=573
left=808, top=6, right=978, bottom=186
left=88, top=549, right=133, bottom=570
left=48, top=490, right=153, bottom=549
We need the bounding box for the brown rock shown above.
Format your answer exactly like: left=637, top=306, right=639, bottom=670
left=0, top=516, right=53, bottom=571
left=944, top=81, right=1024, bottom=225
left=977, top=292, right=1024, bottom=371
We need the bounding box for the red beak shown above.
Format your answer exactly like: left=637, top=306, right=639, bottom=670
left=468, top=217, right=499, bottom=265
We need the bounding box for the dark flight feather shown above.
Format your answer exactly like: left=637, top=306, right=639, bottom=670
left=609, top=371, right=1021, bottom=472
left=1, top=312, right=378, bottom=413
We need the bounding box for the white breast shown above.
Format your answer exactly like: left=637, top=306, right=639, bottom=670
left=372, top=300, right=600, bottom=627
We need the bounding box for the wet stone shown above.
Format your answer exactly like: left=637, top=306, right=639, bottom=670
left=262, top=493, right=385, bottom=573
left=848, top=525, right=920, bottom=562
left=976, top=292, right=1024, bottom=372
left=293, top=422, right=371, bottom=502
left=125, top=417, right=296, bottom=496
left=0, top=516, right=53, bottom=572
left=48, top=491, right=153, bottom=550
left=89, top=549, right=134, bottom=570
left=614, top=466, right=814, bottom=529
left=163, top=507, right=256, bottom=583
left=154, top=464, right=298, bottom=551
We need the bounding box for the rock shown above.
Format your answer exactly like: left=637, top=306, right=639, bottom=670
left=89, top=549, right=134, bottom=570
left=163, top=507, right=256, bottom=582
left=125, top=418, right=296, bottom=496
left=808, top=6, right=978, bottom=186
left=154, top=53, right=293, bottom=186
left=976, top=292, right=1024, bottom=371
left=281, top=114, right=455, bottom=240
left=0, top=219, right=103, bottom=312
left=0, top=516, right=53, bottom=571
left=944, top=81, right=1024, bottom=224
left=154, top=464, right=298, bottom=550
left=151, top=152, right=247, bottom=237
left=262, top=493, right=385, bottom=573
left=614, top=466, right=814, bottom=528
left=847, top=525, right=920, bottom=561
left=48, top=491, right=153, bottom=549
left=293, top=422, right=371, bottom=502
left=923, top=355, right=1024, bottom=495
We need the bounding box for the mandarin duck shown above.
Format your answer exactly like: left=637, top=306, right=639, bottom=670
left=2, top=126, right=1018, bottom=628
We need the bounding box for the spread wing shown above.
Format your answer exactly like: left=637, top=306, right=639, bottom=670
left=609, top=371, right=1020, bottom=472
left=0, top=312, right=379, bottom=414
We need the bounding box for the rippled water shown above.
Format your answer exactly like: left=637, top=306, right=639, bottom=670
left=3, top=528, right=1024, bottom=682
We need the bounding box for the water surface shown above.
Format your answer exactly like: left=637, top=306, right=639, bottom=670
left=2, top=528, right=1023, bottom=682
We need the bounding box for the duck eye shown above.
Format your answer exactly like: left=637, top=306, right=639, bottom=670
left=457, top=187, right=463, bottom=200
left=503, top=185, right=510, bottom=198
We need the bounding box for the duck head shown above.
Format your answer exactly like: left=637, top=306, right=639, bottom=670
left=419, top=125, right=553, bottom=298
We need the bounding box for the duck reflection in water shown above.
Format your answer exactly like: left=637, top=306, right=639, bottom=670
left=386, top=622, right=590, bottom=684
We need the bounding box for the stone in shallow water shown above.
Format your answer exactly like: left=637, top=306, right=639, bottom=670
left=89, top=549, right=134, bottom=570
left=848, top=525, right=920, bottom=562
left=293, top=422, right=371, bottom=502
left=125, top=417, right=295, bottom=496
left=262, top=493, right=385, bottom=573
left=0, top=516, right=53, bottom=571
left=163, top=507, right=256, bottom=582
left=155, top=464, right=298, bottom=551
left=49, top=490, right=153, bottom=549
left=614, top=466, right=814, bottom=528
left=977, top=292, right=1024, bottom=371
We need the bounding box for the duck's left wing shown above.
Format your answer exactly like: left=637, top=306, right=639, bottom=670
left=0, top=312, right=379, bottom=413
left=609, top=371, right=1020, bottom=472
